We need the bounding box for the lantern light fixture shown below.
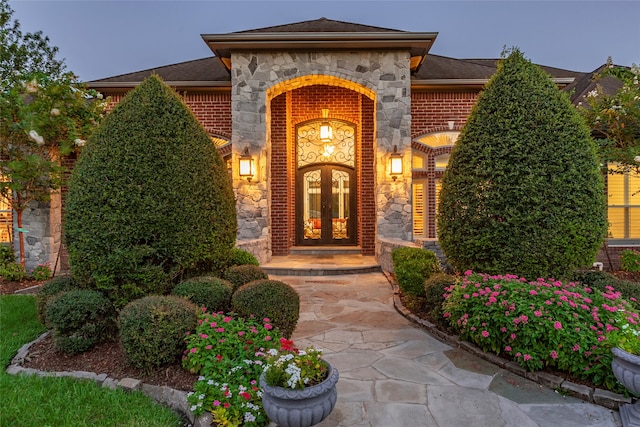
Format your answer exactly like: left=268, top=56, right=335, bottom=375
left=239, top=146, right=255, bottom=182
left=319, top=108, right=333, bottom=143
left=390, top=145, right=403, bottom=181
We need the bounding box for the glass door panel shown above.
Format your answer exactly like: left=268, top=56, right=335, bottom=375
left=303, top=169, right=322, bottom=240
left=332, top=169, right=349, bottom=240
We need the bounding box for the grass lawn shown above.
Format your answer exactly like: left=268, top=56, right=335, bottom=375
left=0, top=295, right=184, bottom=427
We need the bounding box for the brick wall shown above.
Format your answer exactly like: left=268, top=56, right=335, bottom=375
left=410, top=91, right=478, bottom=136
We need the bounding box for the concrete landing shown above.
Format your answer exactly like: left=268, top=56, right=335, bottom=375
left=262, top=255, right=381, bottom=276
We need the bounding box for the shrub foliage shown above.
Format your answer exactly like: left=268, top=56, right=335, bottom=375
left=437, top=49, right=607, bottom=280
left=229, top=247, right=260, bottom=267
left=118, top=295, right=198, bottom=372
left=392, top=247, right=440, bottom=297
left=231, top=280, right=300, bottom=338
left=64, top=75, right=236, bottom=307
left=46, top=289, right=116, bottom=354
left=223, top=264, right=268, bottom=292
left=36, top=275, right=77, bottom=325
left=423, top=273, right=458, bottom=326
left=172, top=276, right=233, bottom=313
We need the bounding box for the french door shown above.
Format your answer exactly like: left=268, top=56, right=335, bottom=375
left=296, top=164, right=356, bottom=245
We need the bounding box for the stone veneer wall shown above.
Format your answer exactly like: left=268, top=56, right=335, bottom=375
left=13, top=193, right=62, bottom=273
left=231, top=50, right=414, bottom=261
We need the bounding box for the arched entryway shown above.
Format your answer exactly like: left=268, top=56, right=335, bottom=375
left=295, top=119, right=357, bottom=245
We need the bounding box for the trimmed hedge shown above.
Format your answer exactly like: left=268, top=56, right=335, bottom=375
left=46, top=289, right=116, bottom=354
left=229, top=248, right=260, bottom=266
left=172, top=276, right=233, bottom=313
left=118, top=295, right=198, bottom=372
left=424, top=273, right=459, bottom=327
left=571, top=270, right=640, bottom=309
left=223, top=264, right=268, bottom=292
left=36, top=275, right=77, bottom=325
left=64, top=75, right=236, bottom=308
left=392, top=247, right=440, bottom=297
left=437, top=49, right=606, bottom=280
left=231, top=280, right=299, bottom=338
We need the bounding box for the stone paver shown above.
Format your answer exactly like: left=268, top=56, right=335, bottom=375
left=270, top=272, right=622, bottom=427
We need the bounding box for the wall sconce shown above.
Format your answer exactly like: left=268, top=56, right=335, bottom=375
left=239, top=146, right=255, bottom=182
left=389, top=145, right=403, bottom=181
left=319, top=108, right=333, bottom=143
left=448, top=120, right=455, bottom=130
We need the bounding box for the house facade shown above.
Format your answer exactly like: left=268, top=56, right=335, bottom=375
left=7, top=18, right=638, bottom=272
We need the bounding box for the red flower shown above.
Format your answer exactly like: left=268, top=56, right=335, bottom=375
left=216, top=354, right=223, bottom=362
left=280, top=337, right=295, bottom=351
left=240, top=391, right=251, bottom=400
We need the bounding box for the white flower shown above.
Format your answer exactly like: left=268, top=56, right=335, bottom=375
left=97, top=93, right=103, bottom=99
left=245, top=413, right=256, bottom=422
left=634, top=156, right=640, bottom=163
left=28, top=130, right=44, bottom=146
left=50, top=108, right=60, bottom=116
left=74, top=138, right=86, bottom=147
left=587, top=89, right=598, bottom=98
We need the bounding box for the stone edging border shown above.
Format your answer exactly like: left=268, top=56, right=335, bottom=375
left=6, top=331, right=214, bottom=427
left=382, top=271, right=635, bottom=411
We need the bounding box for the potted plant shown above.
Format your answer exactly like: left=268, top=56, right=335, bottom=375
left=259, top=338, right=339, bottom=427
left=610, top=309, right=640, bottom=427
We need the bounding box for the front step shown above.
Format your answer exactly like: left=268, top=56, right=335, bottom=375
left=289, top=246, right=361, bottom=255
left=261, top=253, right=381, bottom=276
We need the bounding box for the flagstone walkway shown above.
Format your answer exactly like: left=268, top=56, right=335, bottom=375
left=271, top=272, right=622, bottom=427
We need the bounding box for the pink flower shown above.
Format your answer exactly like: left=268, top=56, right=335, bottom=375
left=205, top=345, right=212, bottom=350
left=550, top=350, right=558, bottom=359
left=199, top=334, right=208, bottom=339
left=238, top=331, right=245, bottom=336
left=510, top=333, right=517, bottom=340
left=263, top=318, right=271, bottom=323
left=529, top=290, right=538, bottom=296
left=210, top=322, right=217, bottom=328
left=201, top=307, right=207, bottom=312
left=213, top=400, right=221, bottom=406
left=504, top=346, right=512, bottom=352
left=216, top=327, right=225, bottom=332
left=500, top=327, right=507, bottom=333
left=265, top=335, right=272, bottom=341
left=553, top=321, right=562, bottom=330
left=481, top=330, right=489, bottom=338
left=523, top=354, right=532, bottom=361
left=463, top=294, right=470, bottom=299
left=265, top=324, right=273, bottom=330
left=572, top=344, right=580, bottom=352
left=223, top=316, right=232, bottom=323
left=534, top=310, right=542, bottom=317
left=464, top=270, right=473, bottom=276
left=190, top=348, right=197, bottom=353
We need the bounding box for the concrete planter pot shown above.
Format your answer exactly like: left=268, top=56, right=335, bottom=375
left=612, top=347, right=640, bottom=426
left=259, top=361, right=339, bottom=427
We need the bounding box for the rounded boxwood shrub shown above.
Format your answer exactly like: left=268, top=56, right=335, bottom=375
left=229, top=247, right=260, bottom=267
left=172, top=276, right=233, bottom=313
left=437, top=49, right=606, bottom=280
left=424, top=273, right=458, bottom=327
left=46, top=289, right=116, bottom=354
left=223, top=264, right=268, bottom=292
left=64, top=75, right=237, bottom=308
left=36, top=275, right=77, bottom=325
left=118, top=295, right=198, bottom=372
left=231, top=280, right=299, bottom=338
left=392, top=247, right=441, bottom=297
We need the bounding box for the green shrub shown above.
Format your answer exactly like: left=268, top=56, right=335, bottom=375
left=571, top=269, right=640, bottom=309
left=392, top=247, right=440, bottom=297
left=36, top=275, right=77, bottom=325
left=621, top=250, right=640, bottom=272
left=0, top=262, right=26, bottom=282
left=231, top=280, right=299, bottom=338
left=0, top=244, right=14, bottom=267
left=46, top=289, right=116, bottom=354
left=31, top=263, right=52, bottom=281
left=424, top=273, right=458, bottom=326
left=437, top=49, right=606, bottom=280
left=172, top=276, right=233, bottom=313
left=229, top=247, right=260, bottom=266
left=118, top=295, right=197, bottom=372
left=64, top=75, right=237, bottom=308
left=223, top=264, right=268, bottom=292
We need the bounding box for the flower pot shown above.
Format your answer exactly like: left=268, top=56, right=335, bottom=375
left=259, top=361, right=339, bottom=427
left=612, top=347, right=640, bottom=427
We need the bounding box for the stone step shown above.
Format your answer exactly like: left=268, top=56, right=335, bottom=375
left=289, top=246, right=362, bottom=255
left=261, top=253, right=381, bottom=276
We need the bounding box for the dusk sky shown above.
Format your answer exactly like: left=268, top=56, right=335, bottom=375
left=9, top=0, right=640, bottom=82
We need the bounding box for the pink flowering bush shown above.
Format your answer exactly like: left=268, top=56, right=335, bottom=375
left=443, top=271, right=639, bottom=392
left=183, top=311, right=282, bottom=426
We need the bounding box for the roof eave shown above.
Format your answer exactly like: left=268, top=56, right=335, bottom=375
left=88, top=81, right=232, bottom=92
left=202, top=31, right=438, bottom=72
left=411, top=77, right=576, bottom=90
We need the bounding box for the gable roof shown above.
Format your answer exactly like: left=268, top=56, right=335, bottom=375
left=234, top=17, right=403, bottom=34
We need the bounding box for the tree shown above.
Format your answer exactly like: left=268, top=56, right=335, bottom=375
left=437, top=48, right=607, bottom=280
left=578, top=59, right=640, bottom=190
left=0, top=0, right=106, bottom=266
left=64, top=75, right=237, bottom=307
